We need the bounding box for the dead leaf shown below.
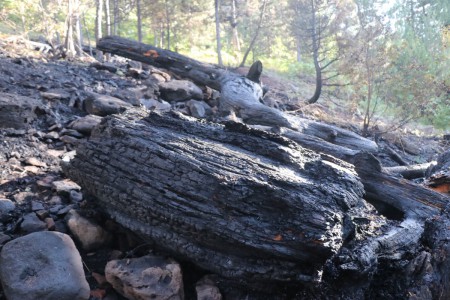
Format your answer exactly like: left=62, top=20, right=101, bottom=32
left=273, top=234, right=282, bottom=241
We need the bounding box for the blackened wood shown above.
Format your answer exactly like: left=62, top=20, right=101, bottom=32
left=62, top=109, right=367, bottom=283
left=383, top=162, right=434, bottom=179
left=353, top=153, right=449, bottom=220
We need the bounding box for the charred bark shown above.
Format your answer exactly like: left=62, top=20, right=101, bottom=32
left=96, top=36, right=378, bottom=153
left=63, top=109, right=368, bottom=284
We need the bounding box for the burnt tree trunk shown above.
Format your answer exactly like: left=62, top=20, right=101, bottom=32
left=96, top=36, right=378, bottom=153
left=63, top=109, right=368, bottom=284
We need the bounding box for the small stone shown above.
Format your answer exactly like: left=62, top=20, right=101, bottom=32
left=0, top=199, right=16, bottom=222
left=84, top=93, right=132, bottom=116
left=68, top=115, right=102, bottom=135
left=13, top=192, right=33, bottom=204
left=49, top=204, right=64, bottom=214
left=36, top=210, right=49, bottom=220
left=159, top=79, right=203, bottom=102
left=0, top=233, right=12, bottom=245
left=45, top=217, right=56, bottom=230
left=61, top=150, right=77, bottom=162
left=187, top=100, right=212, bottom=118
left=60, top=128, right=85, bottom=138
left=20, top=213, right=47, bottom=233
left=66, top=209, right=111, bottom=251
left=52, top=179, right=81, bottom=196
left=105, top=255, right=184, bottom=300
left=24, top=157, right=47, bottom=167
left=41, top=91, right=69, bottom=100
left=57, top=205, right=74, bottom=216
left=70, top=190, right=83, bottom=203
left=196, top=276, right=222, bottom=300
left=43, top=131, right=59, bottom=140
left=24, top=166, right=40, bottom=174
left=10, top=151, right=20, bottom=159
left=140, top=98, right=171, bottom=111
left=60, top=135, right=80, bottom=145
left=36, top=175, right=55, bottom=188
left=0, top=231, right=90, bottom=300
left=46, top=149, right=65, bottom=157
left=48, top=196, right=63, bottom=205
left=31, top=201, right=45, bottom=211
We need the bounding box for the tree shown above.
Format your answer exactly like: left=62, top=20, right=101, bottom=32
left=239, top=0, right=267, bottom=67
left=136, top=0, right=142, bottom=42
left=64, top=0, right=82, bottom=58
left=290, top=0, right=341, bottom=104
left=214, top=0, right=223, bottom=66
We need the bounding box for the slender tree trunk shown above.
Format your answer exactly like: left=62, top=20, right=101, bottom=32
left=239, top=0, right=267, bottom=67
left=105, top=0, right=111, bottom=36
left=113, top=0, right=119, bottom=35
left=296, top=35, right=302, bottom=62
left=136, top=0, right=142, bottom=42
left=164, top=0, right=171, bottom=49
left=307, top=0, right=322, bottom=104
left=64, top=0, right=76, bottom=57
left=74, top=1, right=82, bottom=56
left=215, top=0, right=223, bottom=66
left=83, top=15, right=93, bottom=56
left=95, top=0, right=103, bottom=42
left=230, top=0, right=240, bottom=51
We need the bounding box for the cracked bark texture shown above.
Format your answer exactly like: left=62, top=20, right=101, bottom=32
left=62, top=109, right=367, bottom=284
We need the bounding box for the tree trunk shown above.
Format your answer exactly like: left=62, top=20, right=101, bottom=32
left=112, top=0, right=119, bottom=35
left=96, top=35, right=378, bottom=152
left=95, top=0, right=103, bottom=42
left=214, top=0, right=223, bottom=66
left=164, top=0, right=171, bottom=49
left=62, top=109, right=367, bottom=283
left=239, top=0, right=267, bottom=67
left=136, top=0, right=142, bottom=43
left=62, top=109, right=450, bottom=297
left=230, top=0, right=241, bottom=52
left=307, top=0, right=322, bottom=104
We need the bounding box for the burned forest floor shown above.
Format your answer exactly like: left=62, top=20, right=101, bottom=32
left=0, top=36, right=449, bottom=300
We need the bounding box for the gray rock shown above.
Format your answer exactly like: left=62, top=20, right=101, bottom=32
left=66, top=209, right=111, bottom=251
left=69, top=115, right=102, bottom=135
left=186, top=100, right=212, bottom=119
left=24, top=157, right=47, bottom=167
left=105, top=255, right=184, bottom=300
left=52, top=179, right=81, bottom=196
left=0, top=233, right=12, bottom=245
left=31, top=200, right=45, bottom=211
left=84, top=93, right=132, bottom=116
left=0, top=92, right=45, bottom=129
left=43, top=131, right=59, bottom=140
left=159, top=80, right=203, bottom=102
left=0, top=231, right=90, bottom=300
left=60, top=135, right=80, bottom=145
left=70, top=190, right=83, bottom=203
left=20, top=213, right=47, bottom=233
left=0, top=199, right=15, bottom=222
left=112, top=87, right=146, bottom=106
left=196, top=276, right=222, bottom=300
left=140, top=98, right=171, bottom=111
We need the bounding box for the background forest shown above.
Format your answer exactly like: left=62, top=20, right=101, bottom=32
left=0, top=0, right=449, bottom=132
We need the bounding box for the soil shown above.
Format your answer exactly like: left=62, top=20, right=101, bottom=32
left=0, top=37, right=448, bottom=300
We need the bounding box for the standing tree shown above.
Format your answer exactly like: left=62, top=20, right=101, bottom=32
left=215, top=0, right=223, bottom=65
left=137, top=0, right=142, bottom=42
left=64, top=0, right=82, bottom=57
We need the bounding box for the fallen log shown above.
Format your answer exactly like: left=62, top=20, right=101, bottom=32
left=63, top=109, right=368, bottom=284
left=425, top=150, right=450, bottom=193
left=97, top=36, right=378, bottom=153
left=383, top=162, right=434, bottom=179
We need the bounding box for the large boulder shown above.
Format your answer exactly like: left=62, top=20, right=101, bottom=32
left=0, top=231, right=90, bottom=300
left=105, top=255, right=184, bottom=300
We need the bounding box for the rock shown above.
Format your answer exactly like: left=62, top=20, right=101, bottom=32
left=196, top=276, right=222, bottom=300
left=24, top=166, right=41, bottom=174
left=0, top=199, right=15, bottom=222
left=31, top=200, right=45, bottom=211
left=69, top=115, right=102, bottom=135
left=105, top=255, right=184, bottom=300
left=84, top=93, right=132, bottom=116
left=57, top=205, right=75, bottom=216
left=140, top=98, right=171, bottom=111
left=159, top=80, right=203, bottom=102
left=60, top=134, right=80, bottom=145
left=186, top=100, right=212, bottom=118
left=66, top=209, right=111, bottom=251
left=70, top=190, right=83, bottom=203
left=0, top=92, right=45, bottom=129
left=60, top=128, right=85, bottom=138
left=24, top=157, right=47, bottom=167
left=91, top=62, right=118, bottom=73
left=35, top=210, right=49, bottom=220
left=0, top=231, right=90, bottom=300
left=40, top=91, right=70, bottom=101
left=48, top=196, right=63, bottom=205
left=13, top=192, right=33, bottom=204
left=36, top=175, right=55, bottom=189
left=0, top=233, right=12, bottom=245
left=62, top=150, right=77, bottom=162
left=150, top=69, right=171, bottom=82
left=20, top=213, right=47, bottom=233
left=43, top=131, right=60, bottom=140
left=127, top=60, right=142, bottom=70
left=52, top=179, right=81, bottom=196
left=45, top=217, right=56, bottom=230
left=112, top=88, right=145, bottom=106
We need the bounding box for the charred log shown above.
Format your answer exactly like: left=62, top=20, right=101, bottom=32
left=62, top=109, right=368, bottom=284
